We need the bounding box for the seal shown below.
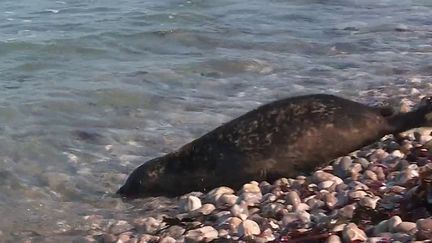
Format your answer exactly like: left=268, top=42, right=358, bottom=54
left=117, top=94, right=432, bottom=198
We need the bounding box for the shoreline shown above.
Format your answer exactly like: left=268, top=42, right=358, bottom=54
left=7, top=82, right=432, bottom=243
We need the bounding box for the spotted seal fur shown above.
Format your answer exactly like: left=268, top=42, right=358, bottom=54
left=117, top=94, right=432, bottom=198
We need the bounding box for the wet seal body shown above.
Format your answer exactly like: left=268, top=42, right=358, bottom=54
left=118, top=94, right=432, bottom=198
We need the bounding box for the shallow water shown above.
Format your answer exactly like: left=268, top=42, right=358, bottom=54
left=1, top=0, right=432, bottom=240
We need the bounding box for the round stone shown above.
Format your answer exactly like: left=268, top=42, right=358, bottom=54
left=342, top=223, right=367, bottom=242
left=416, top=217, right=432, bottom=240
left=326, top=234, right=342, bottom=243
left=286, top=191, right=301, bottom=208
left=183, top=195, right=202, bottom=212
left=185, top=226, right=218, bottom=243
left=207, top=187, right=235, bottom=204
left=238, top=219, right=261, bottom=236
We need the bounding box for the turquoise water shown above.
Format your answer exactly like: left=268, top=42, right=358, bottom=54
left=1, top=0, right=432, bottom=240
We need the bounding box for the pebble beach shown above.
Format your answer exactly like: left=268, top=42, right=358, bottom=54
left=3, top=0, right=432, bottom=242
left=13, top=82, right=431, bottom=243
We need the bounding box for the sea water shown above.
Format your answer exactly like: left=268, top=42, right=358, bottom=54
left=0, top=0, right=432, bottom=240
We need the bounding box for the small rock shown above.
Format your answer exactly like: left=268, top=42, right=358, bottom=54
left=359, top=196, right=380, bottom=209
left=297, top=211, right=311, bottom=224
left=238, top=219, right=261, bottom=236
left=313, top=171, right=335, bottom=183
left=374, top=219, right=390, bottom=235
left=307, top=197, right=326, bottom=210
left=259, top=181, right=274, bottom=194
left=231, top=201, right=249, bottom=220
left=182, top=196, right=202, bottom=212
left=295, top=203, right=310, bottom=212
left=261, top=203, right=285, bottom=218
left=286, top=191, right=301, bottom=209
left=324, top=192, right=338, bottom=209
left=273, top=178, right=290, bottom=187
left=163, top=225, right=186, bottom=239
left=416, top=217, right=432, bottom=240
left=117, top=233, right=131, bottom=242
left=391, top=150, right=404, bottom=158
left=334, top=156, right=353, bottom=178
left=282, top=213, right=299, bottom=226
left=207, top=187, right=234, bottom=204
left=138, top=234, right=159, bottom=243
left=159, top=236, right=176, bottom=243
left=349, top=190, right=368, bottom=200
left=332, top=224, right=347, bottom=232
left=342, top=223, right=367, bottom=242
left=262, top=193, right=277, bottom=204
left=326, top=235, right=342, bottom=243
left=109, top=220, right=134, bottom=235
left=241, top=192, right=262, bottom=206
left=195, top=203, right=216, bottom=215
left=185, top=226, right=218, bottom=243
left=218, top=229, right=229, bottom=238
left=355, top=158, right=370, bottom=169
left=242, top=182, right=261, bottom=193
left=388, top=216, right=402, bottom=233
left=319, top=180, right=336, bottom=190
left=395, top=222, right=416, bottom=234
left=133, top=217, right=160, bottom=234
left=364, top=170, right=378, bottom=181
left=338, top=204, right=356, bottom=219
left=226, top=217, right=242, bottom=233
left=217, top=194, right=238, bottom=207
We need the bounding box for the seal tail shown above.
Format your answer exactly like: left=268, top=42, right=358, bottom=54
left=387, top=96, right=432, bottom=134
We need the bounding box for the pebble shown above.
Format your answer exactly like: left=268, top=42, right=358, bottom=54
left=388, top=215, right=403, bottom=233
left=286, top=191, right=301, bottom=209
left=334, top=156, right=353, bottom=178
left=182, top=195, right=202, bottom=212
left=238, top=219, right=261, bottom=236
left=109, top=220, right=134, bottom=235
left=324, top=192, right=337, bottom=209
left=318, top=180, right=335, bottom=190
left=185, top=226, right=218, bottom=243
left=226, top=217, right=242, bottom=233
left=133, top=217, right=160, bottom=234
left=313, top=171, right=336, bottom=183
left=259, top=181, right=273, bottom=194
left=138, top=234, right=159, bottom=243
left=359, top=196, right=379, bottom=209
left=242, top=182, right=261, bottom=193
left=416, top=217, right=432, bottom=240
left=338, top=204, right=356, bottom=219
left=342, top=223, right=367, bottom=242
left=207, top=187, right=235, bottom=204
left=230, top=201, right=249, bottom=220
left=349, top=190, right=368, bottom=200
left=395, top=221, right=416, bottom=234
left=164, top=226, right=186, bottom=239
left=326, top=234, right=342, bottom=243
left=195, top=203, right=216, bottom=215
left=364, top=170, right=378, bottom=181
left=159, top=236, right=176, bottom=243
left=217, top=194, right=238, bottom=207
left=117, top=233, right=131, bottom=243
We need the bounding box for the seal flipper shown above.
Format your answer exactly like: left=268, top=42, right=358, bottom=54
left=387, top=96, right=432, bottom=134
